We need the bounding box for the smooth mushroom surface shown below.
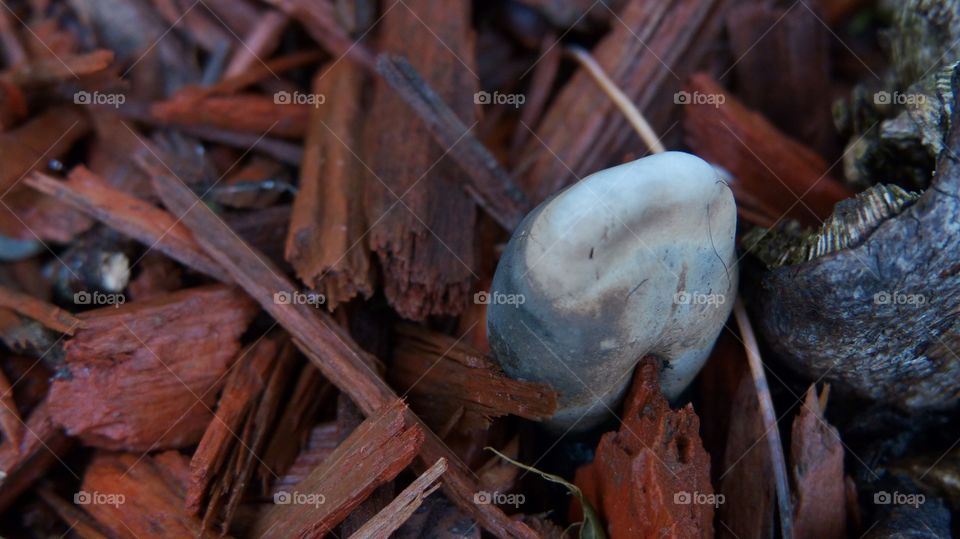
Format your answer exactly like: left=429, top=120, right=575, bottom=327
left=488, top=151, right=738, bottom=429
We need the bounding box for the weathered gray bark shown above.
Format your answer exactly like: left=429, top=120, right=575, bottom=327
left=758, top=67, right=960, bottom=410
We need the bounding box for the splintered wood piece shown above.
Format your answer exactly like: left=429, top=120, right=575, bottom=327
left=337, top=395, right=395, bottom=536
left=0, top=107, right=88, bottom=194
left=509, top=31, right=562, bottom=155
left=574, top=358, right=714, bottom=539
left=79, top=452, right=222, bottom=538
left=697, top=334, right=750, bottom=481
left=259, top=364, right=331, bottom=485
left=0, top=79, right=28, bottom=130
left=683, top=73, right=853, bottom=226
left=186, top=336, right=280, bottom=516
left=262, top=0, right=374, bottom=69
left=253, top=400, right=423, bottom=539
left=375, top=55, right=530, bottom=231
left=361, top=0, right=479, bottom=320
left=26, top=168, right=229, bottom=282
left=37, top=482, right=112, bottom=539
left=0, top=367, right=22, bottom=449
left=271, top=422, right=340, bottom=493
left=3, top=49, right=114, bottom=86
left=224, top=10, right=290, bottom=77
left=348, top=457, right=447, bottom=539
left=391, top=325, right=557, bottom=432
left=218, top=338, right=297, bottom=531
left=717, top=373, right=775, bottom=538
left=152, top=94, right=310, bottom=138
left=0, top=400, right=72, bottom=512
left=139, top=121, right=304, bottom=165
left=518, top=0, right=731, bottom=203
left=47, top=285, right=258, bottom=451
left=0, top=8, right=26, bottom=67
left=152, top=167, right=538, bottom=538
left=285, top=61, right=374, bottom=309
left=790, top=385, right=847, bottom=539
left=151, top=0, right=232, bottom=53
left=726, top=3, right=836, bottom=158
left=0, top=106, right=94, bottom=241
left=203, top=50, right=325, bottom=98
left=0, top=284, right=80, bottom=335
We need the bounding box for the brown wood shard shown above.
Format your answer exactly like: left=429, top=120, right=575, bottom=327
left=253, top=400, right=423, bottom=539
left=0, top=284, right=80, bottom=335
left=152, top=166, right=538, bottom=538
left=186, top=336, right=282, bottom=522
left=285, top=62, right=374, bottom=309
left=154, top=164, right=537, bottom=538
left=47, top=285, right=258, bottom=451
left=0, top=367, right=22, bottom=450
left=517, top=0, right=732, bottom=203
left=26, top=168, right=229, bottom=282
left=362, top=0, right=478, bottom=320
left=0, top=399, right=72, bottom=512
left=574, top=358, right=714, bottom=539
left=716, top=373, right=775, bottom=539
left=262, top=0, right=374, bottom=69
left=683, top=73, right=853, bottom=227
left=391, top=325, right=558, bottom=433
left=725, top=3, right=837, bottom=158
left=347, top=457, right=447, bottom=539
left=0, top=106, right=93, bottom=241
left=152, top=94, right=310, bottom=139
left=3, top=49, right=114, bottom=86
left=790, top=385, right=848, bottom=539
left=375, top=55, right=530, bottom=231
left=79, top=452, right=222, bottom=538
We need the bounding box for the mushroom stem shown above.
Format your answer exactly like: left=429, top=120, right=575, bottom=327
left=565, top=45, right=666, bottom=154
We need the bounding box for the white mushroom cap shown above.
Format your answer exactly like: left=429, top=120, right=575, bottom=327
left=488, top=151, right=738, bottom=429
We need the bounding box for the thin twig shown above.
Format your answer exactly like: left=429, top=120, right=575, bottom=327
left=733, top=298, right=794, bottom=539
left=565, top=45, right=666, bottom=155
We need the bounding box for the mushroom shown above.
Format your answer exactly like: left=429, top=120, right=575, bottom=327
left=487, top=151, right=738, bottom=429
